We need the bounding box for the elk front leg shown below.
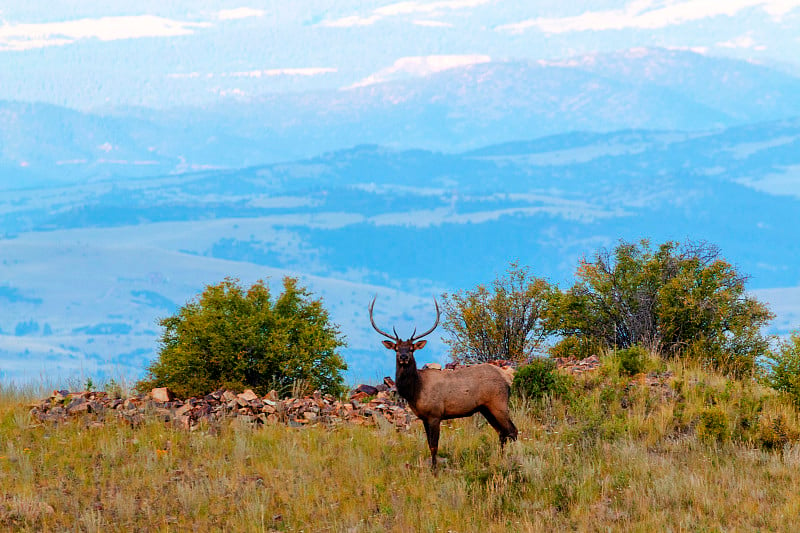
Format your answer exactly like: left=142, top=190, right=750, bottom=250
left=423, top=418, right=441, bottom=472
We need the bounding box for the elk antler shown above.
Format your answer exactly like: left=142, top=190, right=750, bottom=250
left=369, top=296, right=400, bottom=341
left=410, top=298, right=440, bottom=341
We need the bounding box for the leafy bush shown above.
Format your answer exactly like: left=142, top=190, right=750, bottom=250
left=513, top=358, right=570, bottom=400
left=441, top=262, right=554, bottom=364
left=616, top=345, right=649, bottom=376
left=547, top=335, right=600, bottom=360
left=757, top=413, right=800, bottom=450
left=766, top=332, right=800, bottom=406
left=697, top=407, right=729, bottom=444
left=547, top=239, right=773, bottom=377
left=138, top=277, right=347, bottom=398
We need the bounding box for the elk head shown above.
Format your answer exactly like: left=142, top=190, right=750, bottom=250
left=368, top=297, right=440, bottom=367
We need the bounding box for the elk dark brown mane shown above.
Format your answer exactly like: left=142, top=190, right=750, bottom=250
left=369, top=297, right=518, bottom=471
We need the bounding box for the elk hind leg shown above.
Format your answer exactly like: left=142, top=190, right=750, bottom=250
left=480, top=407, right=518, bottom=448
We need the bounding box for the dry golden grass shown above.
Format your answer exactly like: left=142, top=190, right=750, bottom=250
left=2, top=359, right=800, bottom=531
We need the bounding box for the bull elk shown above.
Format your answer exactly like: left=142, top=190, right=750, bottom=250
left=369, top=297, right=518, bottom=471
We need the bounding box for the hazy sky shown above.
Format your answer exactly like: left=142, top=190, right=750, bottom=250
left=2, top=1, right=799, bottom=109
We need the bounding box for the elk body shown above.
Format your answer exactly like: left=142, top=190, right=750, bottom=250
left=369, top=297, right=518, bottom=471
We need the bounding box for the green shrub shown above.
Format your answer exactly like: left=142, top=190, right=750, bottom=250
left=547, top=335, right=600, bottom=360
left=513, top=358, right=570, bottom=400
left=697, top=407, right=729, bottom=444
left=757, top=413, right=800, bottom=450
left=616, top=345, right=649, bottom=376
left=547, top=239, right=774, bottom=377
left=138, top=277, right=347, bottom=398
left=441, top=262, right=554, bottom=364
left=766, top=332, right=800, bottom=406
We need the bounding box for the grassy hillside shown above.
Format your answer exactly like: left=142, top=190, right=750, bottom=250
left=2, top=355, right=800, bottom=531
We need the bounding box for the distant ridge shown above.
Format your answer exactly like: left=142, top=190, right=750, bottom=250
left=3, top=49, right=800, bottom=185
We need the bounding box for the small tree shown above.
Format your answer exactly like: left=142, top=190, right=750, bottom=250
left=441, top=262, right=553, bottom=364
left=548, top=240, right=773, bottom=377
left=766, top=332, right=800, bottom=406
left=138, top=277, right=347, bottom=398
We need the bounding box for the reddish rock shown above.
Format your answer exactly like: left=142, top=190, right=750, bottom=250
left=175, top=403, right=193, bottom=417
left=150, top=387, right=174, bottom=402
left=235, top=397, right=250, bottom=407
left=52, top=390, right=69, bottom=401
left=350, top=391, right=370, bottom=402
left=354, top=384, right=379, bottom=396
left=238, top=389, right=259, bottom=402
left=222, top=390, right=237, bottom=401
left=376, top=391, right=392, bottom=401
left=66, top=398, right=90, bottom=414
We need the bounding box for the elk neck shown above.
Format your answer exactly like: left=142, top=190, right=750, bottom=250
left=395, top=357, right=422, bottom=405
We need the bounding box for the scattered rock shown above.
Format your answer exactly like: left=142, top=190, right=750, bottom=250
left=150, top=387, right=175, bottom=402
left=66, top=398, right=90, bottom=414
left=445, top=359, right=518, bottom=372
left=354, top=384, right=379, bottom=396
left=53, top=390, right=69, bottom=401
left=376, top=391, right=392, bottom=401
left=422, top=362, right=442, bottom=370
left=554, top=355, right=602, bottom=374
left=175, top=403, right=193, bottom=417
left=238, top=389, right=259, bottom=402
left=350, top=391, right=370, bottom=402
left=222, top=390, right=237, bottom=402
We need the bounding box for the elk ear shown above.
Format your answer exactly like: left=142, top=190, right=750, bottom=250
left=413, top=340, right=427, bottom=350
left=382, top=340, right=396, bottom=350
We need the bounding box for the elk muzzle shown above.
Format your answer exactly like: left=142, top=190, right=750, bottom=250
left=396, top=346, right=413, bottom=366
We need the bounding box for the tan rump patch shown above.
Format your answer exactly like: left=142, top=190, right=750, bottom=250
left=497, top=366, right=515, bottom=385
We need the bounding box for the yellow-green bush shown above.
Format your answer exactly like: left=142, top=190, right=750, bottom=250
left=548, top=335, right=600, bottom=360
left=697, top=407, right=729, bottom=444
left=138, top=277, right=347, bottom=397
left=766, top=332, right=800, bottom=407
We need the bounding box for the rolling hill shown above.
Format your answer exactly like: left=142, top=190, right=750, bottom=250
left=2, top=117, right=800, bottom=382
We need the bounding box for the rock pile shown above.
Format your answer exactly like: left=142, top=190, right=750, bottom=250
left=443, top=359, right=517, bottom=371
left=30, top=380, right=418, bottom=431
left=442, top=355, right=602, bottom=375
left=29, top=358, right=616, bottom=430
left=553, top=355, right=602, bottom=374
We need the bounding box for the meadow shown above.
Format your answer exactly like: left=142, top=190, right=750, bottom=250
left=2, top=355, right=800, bottom=532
